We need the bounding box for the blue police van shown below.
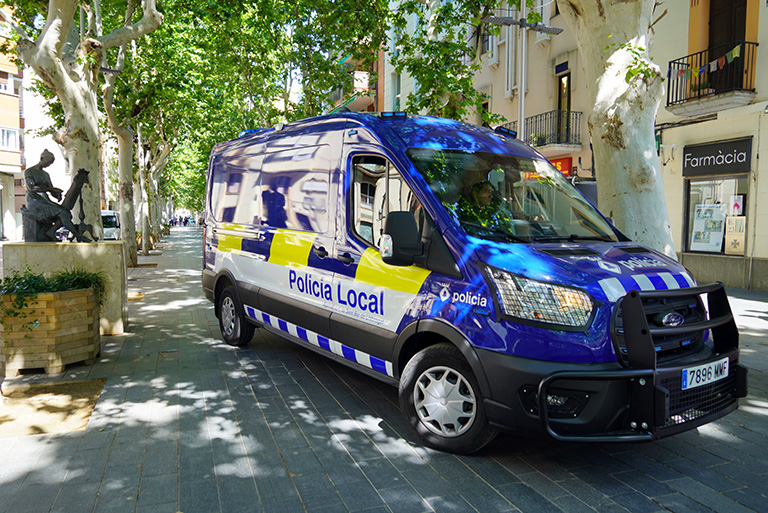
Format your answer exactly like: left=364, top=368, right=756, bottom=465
left=203, top=112, right=747, bottom=453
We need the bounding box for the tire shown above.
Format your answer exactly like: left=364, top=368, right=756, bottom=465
left=217, top=286, right=255, bottom=347
left=399, top=343, right=497, bottom=454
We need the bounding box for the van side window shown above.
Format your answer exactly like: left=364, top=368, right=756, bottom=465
left=261, top=145, right=331, bottom=233
left=351, top=155, right=426, bottom=248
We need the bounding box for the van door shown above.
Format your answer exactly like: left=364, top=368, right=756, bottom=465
left=252, top=144, right=337, bottom=338
left=330, top=151, right=432, bottom=370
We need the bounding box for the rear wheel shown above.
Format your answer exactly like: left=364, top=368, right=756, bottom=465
left=399, top=343, right=497, bottom=454
left=217, top=286, right=255, bottom=347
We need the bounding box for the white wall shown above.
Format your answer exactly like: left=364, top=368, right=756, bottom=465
left=22, top=69, right=69, bottom=192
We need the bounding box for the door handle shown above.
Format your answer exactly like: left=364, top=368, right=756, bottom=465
left=338, top=252, right=355, bottom=264
left=313, top=246, right=329, bottom=258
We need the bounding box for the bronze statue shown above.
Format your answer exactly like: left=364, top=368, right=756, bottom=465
left=21, top=150, right=93, bottom=242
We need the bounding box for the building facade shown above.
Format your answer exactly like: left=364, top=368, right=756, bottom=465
left=380, top=0, right=768, bottom=291
left=0, top=21, right=22, bottom=241
left=653, top=0, right=767, bottom=291
left=383, top=2, right=598, bottom=199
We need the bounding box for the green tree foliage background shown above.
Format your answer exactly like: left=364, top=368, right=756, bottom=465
left=3, top=0, right=515, bottom=212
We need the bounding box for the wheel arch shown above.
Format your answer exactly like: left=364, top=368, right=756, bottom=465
left=212, top=269, right=238, bottom=317
left=393, top=319, right=492, bottom=399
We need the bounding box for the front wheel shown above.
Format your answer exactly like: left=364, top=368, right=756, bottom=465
left=399, top=343, right=497, bottom=454
left=217, top=286, right=255, bottom=347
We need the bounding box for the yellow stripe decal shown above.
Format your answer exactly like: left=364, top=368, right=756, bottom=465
left=268, top=230, right=316, bottom=267
left=217, top=233, right=243, bottom=253
left=355, top=248, right=431, bottom=295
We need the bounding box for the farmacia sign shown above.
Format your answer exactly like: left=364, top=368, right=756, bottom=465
left=683, top=138, right=752, bottom=176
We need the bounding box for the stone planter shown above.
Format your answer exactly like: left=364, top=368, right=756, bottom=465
left=1, top=288, right=101, bottom=376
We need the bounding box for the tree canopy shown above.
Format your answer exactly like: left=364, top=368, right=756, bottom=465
left=131, top=0, right=391, bottom=211
left=3, top=0, right=674, bottom=256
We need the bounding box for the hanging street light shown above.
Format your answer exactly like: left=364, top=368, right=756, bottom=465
left=482, top=11, right=564, bottom=141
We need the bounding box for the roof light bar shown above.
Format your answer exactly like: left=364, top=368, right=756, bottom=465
left=495, top=126, right=517, bottom=139
left=379, top=112, right=407, bottom=119
left=239, top=128, right=268, bottom=138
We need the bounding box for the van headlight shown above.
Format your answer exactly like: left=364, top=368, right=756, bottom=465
left=488, top=268, right=594, bottom=328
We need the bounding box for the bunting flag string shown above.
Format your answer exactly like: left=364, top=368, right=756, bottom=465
left=671, top=44, right=742, bottom=82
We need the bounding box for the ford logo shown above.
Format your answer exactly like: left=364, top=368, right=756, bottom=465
left=662, top=312, right=685, bottom=327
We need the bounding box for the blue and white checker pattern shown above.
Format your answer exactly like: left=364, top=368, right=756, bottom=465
left=597, top=272, right=696, bottom=302
left=244, top=305, right=395, bottom=378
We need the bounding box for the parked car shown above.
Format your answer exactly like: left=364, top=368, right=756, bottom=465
left=101, top=210, right=120, bottom=240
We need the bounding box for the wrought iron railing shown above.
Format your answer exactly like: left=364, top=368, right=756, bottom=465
left=498, top=110, right=582, bottom=147
left=667, top=41, right=758, bottom=107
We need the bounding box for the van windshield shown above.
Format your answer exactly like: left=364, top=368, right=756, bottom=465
left=407, top=148, right=618, bottom=243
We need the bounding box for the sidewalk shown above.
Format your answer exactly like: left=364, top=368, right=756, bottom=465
left=0, top=227, right=766, bottom=513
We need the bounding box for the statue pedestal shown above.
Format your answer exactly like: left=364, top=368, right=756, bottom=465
left=1, top=242, right=127, bottom=335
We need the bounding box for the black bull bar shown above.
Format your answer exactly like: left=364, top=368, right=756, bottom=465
left=537, top=283, right=749, bottom=442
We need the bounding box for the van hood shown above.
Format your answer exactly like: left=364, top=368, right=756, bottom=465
left=474, top=241, right=695, bottom=303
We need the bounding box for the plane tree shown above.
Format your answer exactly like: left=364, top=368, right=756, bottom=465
left=0, top=0, right=162, bottom=240
left=556, top=0, right=675, bottom=256
left=390, top=0, right=676, bottom=256
left=160, top=0, right=390, bottom=213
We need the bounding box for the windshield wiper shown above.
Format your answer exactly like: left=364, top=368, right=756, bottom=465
left=461, top=222, right=528, bottom=243
left=532, top=234, right=614, bottom=243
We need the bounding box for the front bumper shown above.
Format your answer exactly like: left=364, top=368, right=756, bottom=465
left=537, top=353, right=747, bottom=441
left=479, top=283, right=748, bottom=441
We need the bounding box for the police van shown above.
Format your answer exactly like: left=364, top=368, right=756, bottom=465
left=203, top=112, right=747, bottom=453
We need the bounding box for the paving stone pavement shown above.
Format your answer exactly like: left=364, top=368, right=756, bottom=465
left=1, top=226, right=767, bottom=513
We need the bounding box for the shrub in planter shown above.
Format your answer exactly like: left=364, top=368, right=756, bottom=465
left=1, top=267, right=108, bottom=377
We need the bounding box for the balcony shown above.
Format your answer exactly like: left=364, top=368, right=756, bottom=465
left=666, top=41, right=758, bottom=118
left=499, top=110, right=583, bottom=157
left=329, top=71, right=374, bottom=112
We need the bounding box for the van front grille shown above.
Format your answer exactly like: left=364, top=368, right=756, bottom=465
left=612, top=294, right=706, bottom=365
left=658, top=372, right=738, bottom=427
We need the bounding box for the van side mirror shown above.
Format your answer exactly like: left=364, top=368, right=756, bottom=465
left=381, top=211, right=423, bottom=266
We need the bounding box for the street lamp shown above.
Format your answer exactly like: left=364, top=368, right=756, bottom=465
left=483, top=9, right=563, bottom=141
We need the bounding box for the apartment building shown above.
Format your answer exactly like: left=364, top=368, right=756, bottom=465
left=383, top=2, right=596, bottom=196
left=652, top=0, right=767, bottom=290
left=329, top=51, right=386, bottom=114
left=381, top=1, right=768, bottom=291
left=0, top=23, right=22, bottom=241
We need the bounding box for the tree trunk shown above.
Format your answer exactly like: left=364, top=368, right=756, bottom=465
left=103, top=77, right=138, bottom=265
left=137, top=123, right=150, bottom=255
left=101, top=3, right=138, bottom=266
left=117, top=130, right=138, bottom=266
left=557, top=0, right=676, bottom=258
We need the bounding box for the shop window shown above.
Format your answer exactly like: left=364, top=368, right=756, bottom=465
left=686, top=177, right=748, bottom=255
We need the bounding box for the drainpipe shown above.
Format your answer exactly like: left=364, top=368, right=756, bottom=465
left=749, top=105, right=765, bottom=288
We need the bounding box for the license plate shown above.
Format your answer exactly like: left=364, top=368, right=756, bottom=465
left=682, top=357, right=729, bottom=391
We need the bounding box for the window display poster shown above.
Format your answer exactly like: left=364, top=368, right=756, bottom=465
left=730, top=195, right=743, bottom=216
left=725, top=216, right=746, bottom=256
left=690, top=204, right=727, bottom=253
